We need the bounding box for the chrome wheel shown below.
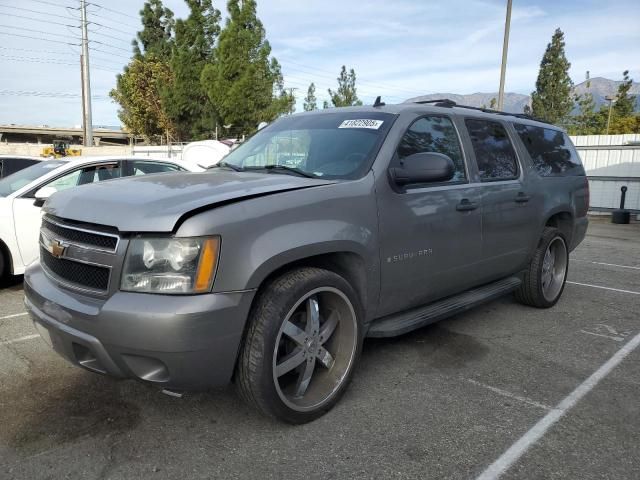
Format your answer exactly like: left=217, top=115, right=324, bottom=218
left=272, top=287, right=358, bottom=412
left=541, top=236, right=568, bottom=302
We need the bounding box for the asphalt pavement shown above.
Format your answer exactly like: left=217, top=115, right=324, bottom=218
left=0, top=217, right=638, bottom=480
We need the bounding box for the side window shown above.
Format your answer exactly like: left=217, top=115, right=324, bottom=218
left=130, top=161, right=182, bottom=176
left=465, top=119, right=519, bottom=181
left=513, top=124, right=585, bottom=176
left=46, top=164, right=121, bottom=192
left=397, top=116, right=466, bottom=183
left=3, top=158, right=39, bottom=177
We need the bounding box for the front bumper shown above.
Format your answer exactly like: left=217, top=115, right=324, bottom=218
left=24, top=262, right=256, bottom=391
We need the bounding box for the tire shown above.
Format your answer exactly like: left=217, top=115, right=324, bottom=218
left=0, top=249, right=6, bottom=279
left=515, top=227, right=569, bottom=308
left=236, top=267, right=363, bottom=424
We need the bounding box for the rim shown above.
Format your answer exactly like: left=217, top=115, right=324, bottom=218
left=272, top=287, right=358, bottom=412
left=541, top=236, right=568, bottom=302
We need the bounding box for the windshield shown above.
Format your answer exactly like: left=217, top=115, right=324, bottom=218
left=0, top=161, right=66, bottom=197
left=221, top=112, right=396, bottom=179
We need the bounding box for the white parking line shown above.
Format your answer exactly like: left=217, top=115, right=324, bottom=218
left=566, top=281, right=640, bottom=296
left=0, top=334, right=39, bottom=346
left=573, top=259, right=640, bottom=271
left=466, top=379, right=551, bottom=411
left=475, top=330, right=640, bottom=480
left=0, top=312, right=29, bottom=320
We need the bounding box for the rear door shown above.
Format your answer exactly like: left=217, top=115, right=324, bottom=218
left=12, top=161, right=122, bottom=268
left=376, top=114, right=484, bottom=315
left=463, top=118, right=539, bottom=280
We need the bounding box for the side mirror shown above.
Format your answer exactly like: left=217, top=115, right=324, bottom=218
left=390, top=152, right=455, bottom=186
left=33, top=186, right=57, bottom=207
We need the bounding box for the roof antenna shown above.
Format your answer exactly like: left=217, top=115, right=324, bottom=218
left=373, top=96, right=385, bottom=107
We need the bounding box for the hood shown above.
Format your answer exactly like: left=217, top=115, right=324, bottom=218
left=43, top=170, right=336, bottom=232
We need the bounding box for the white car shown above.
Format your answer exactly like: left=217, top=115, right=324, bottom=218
left=0, top=156, right=203, bottom=277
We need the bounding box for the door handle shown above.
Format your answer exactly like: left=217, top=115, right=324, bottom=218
left=456, top=199, right=478, bottom=211
left=515, top=192, right=530, bottom=203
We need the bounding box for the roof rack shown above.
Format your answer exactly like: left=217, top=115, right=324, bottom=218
left=412, top=99, right=553, bottom=125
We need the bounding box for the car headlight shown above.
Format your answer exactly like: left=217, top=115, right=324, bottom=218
left=121, top=236, right=220, bottom=294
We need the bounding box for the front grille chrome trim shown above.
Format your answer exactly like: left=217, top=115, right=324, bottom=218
left=42, top=216, right=120, bottom=253
left=40, top=258, right=112, bottom=296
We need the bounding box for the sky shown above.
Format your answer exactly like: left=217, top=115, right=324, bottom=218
left=0, top=0, right=638, bottom=128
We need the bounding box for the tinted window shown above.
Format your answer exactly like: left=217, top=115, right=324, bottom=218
left=465, top=119, right=518, bottom=181
left=513, top=124, right=585, bottom=176
left=2, top=158, right=40, bottom=177
left=397, top=116, right=466, bottom=182
left=131, top=161, right=182, bottom=175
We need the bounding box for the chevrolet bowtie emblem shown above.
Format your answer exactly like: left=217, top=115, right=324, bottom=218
left=43, top=234, right=67, bottom=258
left=50, top=241, right=66, bottom=258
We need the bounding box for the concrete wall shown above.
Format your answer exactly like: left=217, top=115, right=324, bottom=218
left=0, top=143, right=131, bottom=157
left=570, top=134, right=640, bottom=212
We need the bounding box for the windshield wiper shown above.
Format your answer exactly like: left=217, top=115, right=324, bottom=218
left=248, top=165, right=317, bottom=178
left=209, top=161, right=244, bottom=172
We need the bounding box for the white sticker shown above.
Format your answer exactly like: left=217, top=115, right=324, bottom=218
left=338, top=119, right=384, bottom=130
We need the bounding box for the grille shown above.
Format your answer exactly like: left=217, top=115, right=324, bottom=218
left=42, top=217, right=118, bottom=251
left=40, top=246, right=110, bottom=291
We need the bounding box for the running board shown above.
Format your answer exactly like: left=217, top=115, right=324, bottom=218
left=367, top=276, right=521, bottom=338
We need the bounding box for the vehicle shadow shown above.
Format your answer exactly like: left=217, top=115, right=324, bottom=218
left=0, top=275, right=23, bottom=290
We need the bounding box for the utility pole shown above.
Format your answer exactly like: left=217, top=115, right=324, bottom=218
left=497, top=0, right=512, bottom=111
left=605, top=95, right=616, bottom=135
left=80, top=0, right=93, bottom=147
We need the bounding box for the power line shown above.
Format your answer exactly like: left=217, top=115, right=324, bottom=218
left=0, top=45, right=77, bottom=56
left=0, top=89, right=109, bottom=99
left=0, top=13, right=79, bottom=29
left=0, top=55, right=121, bottom=73
left=21, top=0, right=77, bottom=9
left=88, top=28, right=132, bottom=45
left=0, top=30, right=80, bottom=46
left=85, top=1, right=138, bottom=20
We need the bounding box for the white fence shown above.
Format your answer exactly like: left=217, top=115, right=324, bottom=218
left=570, top=134, right=640, bottom=212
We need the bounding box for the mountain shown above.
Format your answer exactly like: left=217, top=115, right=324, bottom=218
left=573, top=77, right=640, bottom=109
left=405, top=77, right=639, bottom=113
left=404, top=92, right=530, bottom=113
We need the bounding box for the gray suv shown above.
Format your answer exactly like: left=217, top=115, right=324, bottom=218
left=24, top=100, right=589, bottom=423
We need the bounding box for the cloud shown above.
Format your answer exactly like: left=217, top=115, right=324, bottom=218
left=0, top=0, right=638, bottom=125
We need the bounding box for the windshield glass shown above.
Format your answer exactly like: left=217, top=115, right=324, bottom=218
left=221, top=112, right=396, bottom=179
left=0, top=161, right=66, bottom=197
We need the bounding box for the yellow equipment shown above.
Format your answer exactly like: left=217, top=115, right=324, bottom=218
left=41, top=139, right=82, bottom=158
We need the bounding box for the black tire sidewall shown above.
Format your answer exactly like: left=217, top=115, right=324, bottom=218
left=247, top=268, right=364, bottom=424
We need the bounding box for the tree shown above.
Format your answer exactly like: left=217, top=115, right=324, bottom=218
left=162, top=0, right=221, bottom=141
left=531, top=28, right=574, bottom=124
left=132, top=0, right=174, bottom=60
left=613, top=70, right=635, bottom=118
left=109, top=57, right=175, bottom=142
left=202, top=0, right=292, bottom=135
left=489, top=97, right=497, bottom=109
left=327, top=66, right=363, bottom=107
left=569, top=71, right=603, bottom=135
left=110, top=0, right=175, bottom=141
left=304, top=83, right=318, bottom=111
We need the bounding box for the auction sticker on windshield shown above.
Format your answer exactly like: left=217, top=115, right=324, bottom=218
left=338, top=119, right=384, bottom=129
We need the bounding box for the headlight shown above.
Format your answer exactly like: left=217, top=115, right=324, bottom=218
left=121, top=236, right=220, bottom=294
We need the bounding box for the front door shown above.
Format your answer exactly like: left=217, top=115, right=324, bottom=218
left=377, top=115, right=483, bottom=316
left=12, top=162, right=121, bottom=268
left=464, top=118, right=538, bottom=280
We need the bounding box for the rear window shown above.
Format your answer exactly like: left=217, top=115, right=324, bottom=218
left=513, top=124, right=585, bottom=176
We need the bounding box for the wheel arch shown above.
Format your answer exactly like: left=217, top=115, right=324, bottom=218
left=544, top=210, right=574, bottom=246
left=0, top=237, right=13, bottom=276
